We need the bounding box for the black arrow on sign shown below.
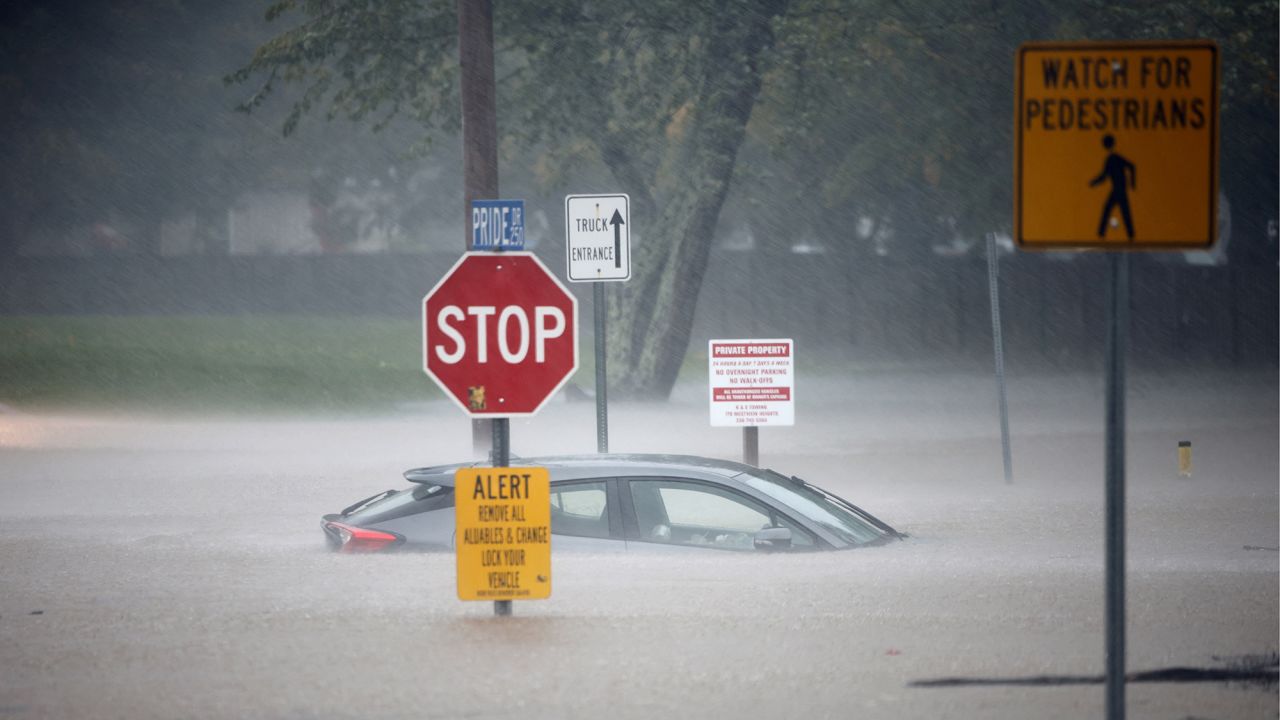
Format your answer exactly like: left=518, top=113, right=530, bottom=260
left=609, top=209, right=624, bottom=269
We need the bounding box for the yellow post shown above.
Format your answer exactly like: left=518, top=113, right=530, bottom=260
left=1178, top=441, right=1192, bottom=477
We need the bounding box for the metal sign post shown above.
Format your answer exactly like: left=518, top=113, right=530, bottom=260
left=986, top=233, right=1013, bottom=484
left=492, top=417, right=512, bottom=617
left=1104, top=253, right=1130, bottom=716
left=593, top=284, right=608, bottom=453
left=743, top=426, right=759, bottom=467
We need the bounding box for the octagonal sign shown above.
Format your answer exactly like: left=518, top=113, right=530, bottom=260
left=423, top=252, right=578, bottom=417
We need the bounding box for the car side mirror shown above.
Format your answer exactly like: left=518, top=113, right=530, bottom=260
left=753, top=526, right=792, bottom=552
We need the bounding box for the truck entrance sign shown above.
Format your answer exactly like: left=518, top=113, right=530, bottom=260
left=709, top=339, right=794, bottom=427
left=454, top=467, right=551, bottom=601
left=1015, top=41, right=1218, bottom=249
left=565, top=194, right=630, bottom=282
left=422, top=252, right=578, bottom=417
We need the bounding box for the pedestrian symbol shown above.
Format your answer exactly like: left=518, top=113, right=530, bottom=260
left=1090, top=134, right=1136, bottom=240
left=1014, top=40, right=1218, bottom=250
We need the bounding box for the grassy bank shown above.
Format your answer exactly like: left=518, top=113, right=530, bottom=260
left=0, top=315, right=440, bottom=412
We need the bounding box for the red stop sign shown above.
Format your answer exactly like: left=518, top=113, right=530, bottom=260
left=422, top=252, right=578, bottom=417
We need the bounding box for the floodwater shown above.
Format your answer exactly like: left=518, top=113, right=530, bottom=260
left=0, top=369, right=1276, bottom=719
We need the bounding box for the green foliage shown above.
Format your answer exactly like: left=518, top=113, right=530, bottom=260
left=232, top=0, right=797, bottom=397
left=230, top=0, right=1275, bottom=257
left=1095, top=0, right=1279, bottom=259
left=228, top=0, right=1277, bottom=395
left=230, top=0, right=789, bottom=206
left=230, top=0, right=461, bottom=141
left=742, top=0, right=1277, bottom=256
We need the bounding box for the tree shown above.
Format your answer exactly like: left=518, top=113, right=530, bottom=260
left=0, top=0, right=443, bottom=259
left=742, top=0, right=1277, bottom=263
left=232, top=0, right=790, bottom=398
left=0, top=0, right=251, bottom=256
left=231, top=0, right=1277, bottom=397
left=1100, top=0, right=1278, bottom=264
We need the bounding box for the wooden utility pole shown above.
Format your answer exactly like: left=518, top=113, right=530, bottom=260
left=458, top=0, right=498, bottom=456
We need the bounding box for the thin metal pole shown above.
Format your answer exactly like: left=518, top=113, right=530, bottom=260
left=491, top=417, right=512, bottom=617
left=986, top=233, right=1013, bottom=484
left=743, top=426, right=759, bottom=466
left=1104, top=252, right=1129, bottom=719
left=594, top=283, right=608, bottom=453
left=458, top=0, right=498, bottom=458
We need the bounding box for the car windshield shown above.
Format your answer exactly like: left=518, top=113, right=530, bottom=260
left=739, top=470, right=886, bottom=547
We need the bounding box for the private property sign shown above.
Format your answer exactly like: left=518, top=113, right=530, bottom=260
left=454, top=467, right=551, bottom=601
left=708, top=339, right=794, bottom=427
left=1015, top=41, right=1219, bottom=249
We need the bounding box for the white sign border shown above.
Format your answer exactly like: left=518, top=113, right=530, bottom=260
left=565, top=193, right=631, bottom=283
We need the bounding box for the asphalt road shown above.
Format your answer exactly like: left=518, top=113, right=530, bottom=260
left=0, top=370, right=1276, bottom=719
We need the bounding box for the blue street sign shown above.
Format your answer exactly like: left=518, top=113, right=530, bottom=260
left=472, top=199, right=525, bottom=250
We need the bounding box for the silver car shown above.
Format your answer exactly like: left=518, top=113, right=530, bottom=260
left=322, top=454, right=901, bottom=553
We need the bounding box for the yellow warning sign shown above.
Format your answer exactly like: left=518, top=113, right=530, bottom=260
left=1015, top=41, right=1219, bottom=249
left=454, top=467, right=551, bottom=601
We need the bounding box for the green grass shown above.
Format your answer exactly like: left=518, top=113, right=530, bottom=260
left=0, top=316, right=885, bottom=413
left=0, top=315, right=443, bottom=413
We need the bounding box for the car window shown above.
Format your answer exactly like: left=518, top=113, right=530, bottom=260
left=345, top=483, right=452, bottom=524
left=627, top=479, right=814, bottom=550
left=739, top=471, right=886, bottom=547
left=549, top=481, right=611, bottom=539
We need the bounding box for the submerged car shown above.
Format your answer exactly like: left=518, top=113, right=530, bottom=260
left=323, top=454, right=901, bottom=553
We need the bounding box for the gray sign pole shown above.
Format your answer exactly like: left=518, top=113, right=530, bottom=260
left=491, top=417, right=512, bottom=617
left=1104, top=252, right=1130, bottom=719
left=986, top=233, right=1013, bottom=484
left=743, top=427, right=759, bottom=466
left=594, top=283, right=608, bottom=453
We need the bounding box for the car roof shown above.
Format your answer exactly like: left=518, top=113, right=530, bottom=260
left=404, top=453, right=758, bottom=487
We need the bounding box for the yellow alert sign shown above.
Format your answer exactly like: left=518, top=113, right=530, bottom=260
left=454, top=467, right=551, bottom=601
left=1015, top=41, right=1219, bottom=249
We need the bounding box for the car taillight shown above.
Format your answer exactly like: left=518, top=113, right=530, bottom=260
left=325, top=521, right=402, bottom=553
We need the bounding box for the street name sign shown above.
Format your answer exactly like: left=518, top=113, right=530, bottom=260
left=422, top=252, right=578, bottom=417
left=471, top=199, right=525, bottom=250
left=708, top=339, right=795, bottom=427
left=1015, top=40, right=1219, bottom=249
left=565, top=193, right=630, bottom=281
left=454, top=466, right=551, bottom=601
